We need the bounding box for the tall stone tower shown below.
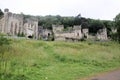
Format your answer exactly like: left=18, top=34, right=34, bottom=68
left=3, top=8, right=9, bottom=33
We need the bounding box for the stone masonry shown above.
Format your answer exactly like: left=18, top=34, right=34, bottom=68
left=0, top=9, right=108, bottom=41
left=52, top=25, right=84, bottom=41
left=96, top=28, right=108, bottom=40
left=0, top=9, right=38, bottom=39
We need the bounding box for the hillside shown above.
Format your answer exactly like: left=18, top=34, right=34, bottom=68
left=0, top=40, right=120, bottom=80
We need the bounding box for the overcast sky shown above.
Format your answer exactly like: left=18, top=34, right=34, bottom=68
left=0, top=0, right=120, bottom=20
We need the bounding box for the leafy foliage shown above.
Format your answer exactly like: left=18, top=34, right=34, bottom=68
left=0, top=36, right=11, bottom=46
left=88, top=19, right=104, bottom=33
left=0, top=9, right=3, bottom=18
left=37, top=15, right=115, bottom=33
left=24, top=14, right=116, bottom=39
left=114, top=13, right=120, bottom=42
left=17, top=32, right=25, bottom=37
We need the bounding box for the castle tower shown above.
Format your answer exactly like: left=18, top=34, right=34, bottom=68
left=4, top=8, right=9, bottom=13
left=3, top=8, right=9, bottom=33
left=73, top=25, right=82, bottom=39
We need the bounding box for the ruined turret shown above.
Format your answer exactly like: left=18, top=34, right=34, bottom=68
left=96, top=28, right=108, bottom=40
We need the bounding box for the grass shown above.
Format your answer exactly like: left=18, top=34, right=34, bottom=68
left=0, top=39, right=120, bottom=80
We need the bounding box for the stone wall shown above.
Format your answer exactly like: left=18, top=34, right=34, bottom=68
left=82, top=28, right=89, bottom=38
left=52, top=25, right=83, bottom=41
left=52, top=24, right=64, bottom=33
left=96, top=28, right=108, bottom=40
left=0, top=9, right=38, bottom=39
left=38, top=27, right=52, bottom=40
left=24, top=18, right=38, bottom=39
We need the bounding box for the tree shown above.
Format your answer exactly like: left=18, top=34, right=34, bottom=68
left=88, top=19, right=104, bottom=34
left=102, top=20, right=115, bottom=37
left=0, top=9, right=3, bottom=18
left=114, top=13, right=120, bottom=42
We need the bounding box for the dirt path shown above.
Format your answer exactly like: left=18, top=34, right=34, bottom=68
left=81, top=68, right=120, bottom=80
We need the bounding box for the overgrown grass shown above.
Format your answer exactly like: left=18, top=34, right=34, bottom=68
left=0, top=40, right=120, bottom=80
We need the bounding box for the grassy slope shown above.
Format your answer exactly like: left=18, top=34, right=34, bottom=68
left=0, top=39, right=120, bottom=80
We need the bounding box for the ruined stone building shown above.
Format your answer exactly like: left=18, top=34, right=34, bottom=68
left=0, top=9, right=108, bottom=41
left=96, top=28, right=108, bottom=40
left=52, top=25, right=88, bottom=41
left=0, top=9, right=38, bottom=39
left=38, top=24, right=108, bottom=41
left=38, top=26, right=52, bottom=40
left=51, top=24, right=108, bottom=41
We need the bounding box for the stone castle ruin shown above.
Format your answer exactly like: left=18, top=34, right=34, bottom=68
left=38, top=26, right=52, bottom=40
left=0, top=9, right=38, bottom=39
left=96, top=28, right=108, bottom=40
left=52, top=25, right=88, bottom=41
left=0, top=9, right=108, bottom=41
left=51, top=24, right=108, bottom=41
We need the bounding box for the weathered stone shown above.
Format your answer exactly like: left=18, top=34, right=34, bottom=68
left=52, top=25, right=83, bottom=41
left=82, top=28, right=89, bottom=38
left=111, top=28, right=117, bottom=33
left=0, top=9, right=38, bottom=39
left=96, top=28, right=108, bottom=40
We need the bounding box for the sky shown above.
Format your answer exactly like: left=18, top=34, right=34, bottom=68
left=0, top=0, right=120, bottom=20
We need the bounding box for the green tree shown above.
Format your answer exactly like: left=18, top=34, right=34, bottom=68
left=0, top=9, right=3, bottom=18
left=102, top=20, right=115, bottom=37
left=88, top=19, right=104, bottom=34
left=114, top=13, right=120, bottom=42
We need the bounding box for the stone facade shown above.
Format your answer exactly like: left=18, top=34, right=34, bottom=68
left=38, top=26, right=52, bottom=40
left=24, top=18, right=38, bottom=39
left=0, top=9, right=38, bottom=39
left=82, top=28, right=89, bottom=38
left=52, top=24, right=64, bottom=33
left=96, top=28, right=108, bottom=40
left=51, top=25, right=108, bottom=41
left=0, top=9, right=108, bottom=41
left=52, top=25, right=84, bottom=41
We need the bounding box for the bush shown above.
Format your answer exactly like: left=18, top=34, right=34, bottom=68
left=0, top=36, right=12, bottom=75
left=0, top=36, right=11, bottom=46
left=110, top=32, right=118, bottom=41
left=17, top=32, right=25, bottom=37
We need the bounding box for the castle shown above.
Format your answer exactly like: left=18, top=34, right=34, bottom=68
left=52, top=25, right=88, bottom=41
left=0, top=9, right=108, bottom=41
left=0, top=9, right=38, bottom=39
left=38, top=24, right=108, bottom=41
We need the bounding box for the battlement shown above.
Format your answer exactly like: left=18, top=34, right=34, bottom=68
left=24, top=17, right=38, bottom=24
left=4, top=12, right=24, bottom=21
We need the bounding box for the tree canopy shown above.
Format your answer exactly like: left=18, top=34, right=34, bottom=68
left=0, top=9, right=3, bottom=18
left=23, top=14, right=116, bottom=38
left=114, top=13, right=120, bottom=42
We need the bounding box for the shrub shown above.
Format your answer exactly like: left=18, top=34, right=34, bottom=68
left=0, top=36, right=11, bottom=46
left=110, top=32, right=118, bottom=41
left=0, top=35, right=12, bottom=75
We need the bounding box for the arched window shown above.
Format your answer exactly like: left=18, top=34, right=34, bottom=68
left=48, top=33, right=50, bottom=36
left=77, top=33, right=79, bottom=36
left=10, top=22, right=13, bottom=34
left=14, top=23, right=17, bottom=34
left=19, top=22, right=21, bottom=33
